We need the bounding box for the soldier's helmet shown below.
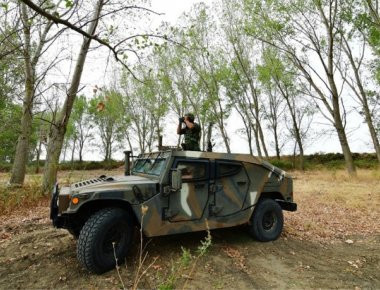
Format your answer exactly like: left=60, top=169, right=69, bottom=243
left=185, top=113, right=195, bottom=122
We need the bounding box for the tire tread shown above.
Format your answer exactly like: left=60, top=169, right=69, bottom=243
left=77, top=208, right=131, bottom=273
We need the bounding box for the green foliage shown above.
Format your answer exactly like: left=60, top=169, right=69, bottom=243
left=58, top=159, right=123, bottom=171
left=0, top=103, right=22, bottom=162
left=89, top=90, right=126, bottom=160
left=158, top=228, right=212, bottom=289
left=64, top=0, right=73, bottom=8
left=268, top=153, right=379, bottom=170
left=269, top=159, right=294, bottom=170
left=180, top=246, right=192, bottom=267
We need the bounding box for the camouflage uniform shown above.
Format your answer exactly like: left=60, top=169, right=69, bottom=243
left=179, top=123, right=201, bottom=151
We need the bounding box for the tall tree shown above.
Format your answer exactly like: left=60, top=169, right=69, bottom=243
left=42, top=0, right=104, bottom=192
left=9, top=1, right=71, bottom=185
left=336, top=1, right=380, bottom=162
left=184, top=4, right=232, bottom=152
left=89, top=90, right=125, bottom=161
left=244, top=0, right=357, bottom=175
left=71, top=95, right=93, bottom=162
left=257, top=48, right=313, bottom=169
left=221, top=0, right=269, bottom=157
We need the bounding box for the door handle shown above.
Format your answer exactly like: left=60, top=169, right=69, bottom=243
left=237, top=181, right=247, bottom=186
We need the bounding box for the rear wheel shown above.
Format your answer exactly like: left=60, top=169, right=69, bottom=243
left=77, top=208, right=134, bottom=274
left=248, top=199, right=283, bottom=242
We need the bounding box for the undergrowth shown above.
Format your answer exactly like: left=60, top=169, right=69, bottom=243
left=0, top=183, right=47, bottom=215
left=159, top=221, right=212, bottom=290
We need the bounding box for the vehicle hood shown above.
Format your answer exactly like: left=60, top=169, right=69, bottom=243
left=70, top=175, right=158, bottom=194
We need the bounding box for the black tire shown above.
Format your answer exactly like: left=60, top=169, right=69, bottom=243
left=77, top=208, right=134, bottom=274
left=248, top=199, right=284, bottom=242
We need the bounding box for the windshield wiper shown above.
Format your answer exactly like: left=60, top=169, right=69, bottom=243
left=135, top=152, right=153, bottom=173
left=148, top=151, right=162, bottom=172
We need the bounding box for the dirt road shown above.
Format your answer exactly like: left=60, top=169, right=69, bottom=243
left=0, top=205, right=379, bottom=289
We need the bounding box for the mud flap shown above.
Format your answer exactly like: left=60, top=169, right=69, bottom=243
left=275, top=199, right=297, bottom=212
left=50, top=183, right=62, bottom=227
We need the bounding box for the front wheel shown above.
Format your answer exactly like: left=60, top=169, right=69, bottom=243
left=77, top=208, right=134, bottom=274
left=248, top=199, right=284, bottom=242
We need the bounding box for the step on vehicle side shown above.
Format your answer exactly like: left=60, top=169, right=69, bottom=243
left=50, top=150, right=297, bottom=274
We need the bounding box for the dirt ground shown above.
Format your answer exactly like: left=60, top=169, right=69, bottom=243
left=0, top=169, right=379, bottom=289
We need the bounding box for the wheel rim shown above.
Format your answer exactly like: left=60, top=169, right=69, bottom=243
left=262, top=211, right=277, bottom=231
left=102, top=222, right=126, bottom=254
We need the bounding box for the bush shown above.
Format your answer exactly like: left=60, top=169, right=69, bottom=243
left=0, top=163, right=12, bottom=173
left=0, top=160, right=124, bottom=173
left=58, top=160, right=124, bottom=171
left=0, top=183, right=47, bottom=215
left=269, top=159, right=294, bottom=170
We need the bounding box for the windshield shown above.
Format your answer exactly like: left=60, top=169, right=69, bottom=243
left=132, top=153, right=168, bottom=176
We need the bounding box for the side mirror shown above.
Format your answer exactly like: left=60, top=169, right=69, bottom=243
left=171, top=168, right=182, bottom=191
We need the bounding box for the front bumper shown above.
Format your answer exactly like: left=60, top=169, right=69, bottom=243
left=50, top=183, right=64, bottom=228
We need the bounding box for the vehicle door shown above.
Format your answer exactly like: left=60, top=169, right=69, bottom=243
left=167, top=159, right=210, bottom=222
left=210, top=160, right=249, bottom=217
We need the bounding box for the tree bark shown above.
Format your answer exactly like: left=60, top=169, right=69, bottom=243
left=42, top=0, right=104, bottom=192
left=10, top=3, right=53, bottom=185
left=320, top=2, right=356, bottom=175
left=70, top=137, right=76, bottom=164
left=9, top=4, right=34, bottom=185
left=253, top=124, right=262, bottom=158
left=257, top=121, right=269, bottom=158
left=35, top=138, right=42, bottom=174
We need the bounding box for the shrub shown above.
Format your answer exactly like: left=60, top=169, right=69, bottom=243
left=269, top=159, right=294, bottom=170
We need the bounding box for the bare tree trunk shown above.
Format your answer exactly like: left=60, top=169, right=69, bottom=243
left=257, top=121, right=269, bottom=158
left=35, top=139, right=42, bottom=174
left=277, top=83, right=305, bottom=170
left=62, top=140, right=68, bottom=162
left=78, top=139, right=84, bottom=162
left=126, top=132, right=133, bottom=153
left=253, top=125, right=262, bottom=158
left=232, top=43, right=268, bottom=157
left=108, top=141, right=112, bottom=161
left=273, top=125, right=280, bottom=160
left=10, top=3, right=53, bottom=185
left=319, top=2, right=356, bottom=175
left=70, top=137, right=76, bottom=164
left=42, top=0, right=103, bottom=193
left=332, top=98, right=356, bottom=175
left=9, top=4, right=34, bottom=185
left=10, top=72, right=33, bottom=184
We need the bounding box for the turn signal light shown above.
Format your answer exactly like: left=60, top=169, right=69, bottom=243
left=72, top=197, right=79, bottom=205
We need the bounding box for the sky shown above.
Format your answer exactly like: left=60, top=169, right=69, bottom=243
left=49, top=0, right=377, bottom=161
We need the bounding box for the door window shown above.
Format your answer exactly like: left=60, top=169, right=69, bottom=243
left=176, top=161, right=207, bottom=182
left=216, top=161, right=242, bottom=178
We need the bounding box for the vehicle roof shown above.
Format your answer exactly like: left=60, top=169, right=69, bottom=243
left=139, top=150, right=264, bottom=165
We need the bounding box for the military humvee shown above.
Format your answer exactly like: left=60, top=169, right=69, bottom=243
left=50, top=150, right=297, bottom=274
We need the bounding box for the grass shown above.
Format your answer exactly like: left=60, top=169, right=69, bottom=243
left=285, top=168, right=380, bottom=241
left=0, top=169, right=122, bottom=215
left=1, top=168, right=379, bottom=241
left=0, top=183, right=48, bottom=215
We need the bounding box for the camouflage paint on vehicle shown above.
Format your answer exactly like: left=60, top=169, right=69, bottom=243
left=53, top=150, right=294, bottom=237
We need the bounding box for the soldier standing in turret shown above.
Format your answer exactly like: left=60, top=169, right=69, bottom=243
left=177, top=113, right=201, bottom=151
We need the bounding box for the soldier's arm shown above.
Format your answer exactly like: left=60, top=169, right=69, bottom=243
left=177, top=122, right=185, bottom=135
